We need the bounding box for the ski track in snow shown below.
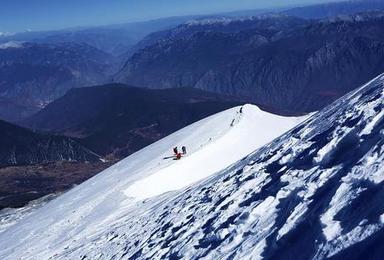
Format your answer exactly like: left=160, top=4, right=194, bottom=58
left=1, top=73, right=384, bottom=259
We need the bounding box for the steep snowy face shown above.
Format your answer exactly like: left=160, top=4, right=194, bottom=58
left=90, top=72, right=384, bottom=260
left=0, top=104, right=307, bottom=259
left=21, top=72, right=384, bottom=260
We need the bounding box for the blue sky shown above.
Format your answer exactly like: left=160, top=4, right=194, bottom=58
left=0, top=0, right=338, bottom=33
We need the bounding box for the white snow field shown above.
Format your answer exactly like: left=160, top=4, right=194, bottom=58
left=0, top=104, right=307, bottom=260
left=0, top=193, right=61, bottom=235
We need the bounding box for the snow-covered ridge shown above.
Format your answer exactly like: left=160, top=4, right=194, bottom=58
left=0, top=104, right=307, bottom=259
left=185, top=14, right=289, bottom=26
left=0, top=41, right=24, bottom=49
left=124, top=105, right=306, bottom=200
left=185, top=17, right=250, bottom=26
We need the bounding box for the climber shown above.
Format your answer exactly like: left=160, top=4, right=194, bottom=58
left=173, top=146, right=178, bottom=155
left=175, top=153, right=182, bottom=160
left=182, top=146, right=187, bottom=155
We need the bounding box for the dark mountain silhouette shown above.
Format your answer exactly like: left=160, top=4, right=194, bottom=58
left=22, top=84, right=242, bottom=159
left=0, top=119, right=105, bottom=209
left=0, top=119, right=100, bottom=168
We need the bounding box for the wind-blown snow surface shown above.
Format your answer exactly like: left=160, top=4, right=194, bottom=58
left=0, top=104, right=307, bottom=260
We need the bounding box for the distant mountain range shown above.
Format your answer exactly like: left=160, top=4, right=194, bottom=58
left=284, top=0, right=384, bottom=19
left=122, top=14, right=307, bottom=60
left=0, top=1, right=383, bottom=123
left=0, top=16, right=202, bottom=56
left=0, top=41, right=116, bottom=121
left=22, top=85, right=241, bottom=159
left=115, top=12, right=384, bottom=115
left=0, top=10, right=274, bottom=57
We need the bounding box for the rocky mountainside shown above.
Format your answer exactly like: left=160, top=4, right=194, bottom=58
left=22, top=85, right=242, bottom=159
left=0, top=41, right=116, bottom=122
left=123, top=14, right=308, bottom=59
left=115, top=12, right=384, bottom=115
left=0, top=97, right=39, bottom=123
left=0, top=119, right=101, bottom=167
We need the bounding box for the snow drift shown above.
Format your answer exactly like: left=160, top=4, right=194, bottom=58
left=0, top=104, right=307, bottom=259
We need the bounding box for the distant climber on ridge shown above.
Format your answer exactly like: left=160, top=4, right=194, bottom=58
left=173, top=147, right=178, bottom=155
left=182, top=146, right=187, bottom=155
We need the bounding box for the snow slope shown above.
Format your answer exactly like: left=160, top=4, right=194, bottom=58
left=0, top=104, right=307, bottom=259
left=0, top=193, right=61, bottom=235
left=82, top=72, right=384, bottom=260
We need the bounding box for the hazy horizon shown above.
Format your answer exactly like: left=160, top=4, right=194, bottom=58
left=0, top=0, right=340, bottom=33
